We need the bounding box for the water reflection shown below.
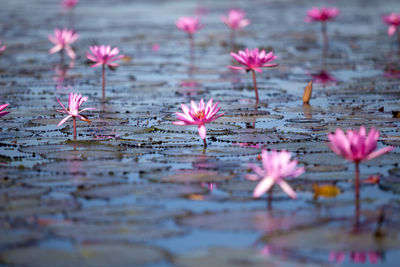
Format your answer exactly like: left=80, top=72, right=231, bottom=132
left=329, top=251, right=383, bottom=264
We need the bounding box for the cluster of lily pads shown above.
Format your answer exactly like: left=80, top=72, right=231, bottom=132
left=0, top=0, right=397, bottom=202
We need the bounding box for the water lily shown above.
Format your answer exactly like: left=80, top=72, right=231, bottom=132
left=173, top=98, right=224, bottom=147
left=61, top=0, right=79, bottom=10
left=0, top=103, right=10, bottom=117
left=175, top=16, right=203, bottom=55
left=221, top=9, right=250, bottom=30
left=246, top=150, right=304, bottom=199
left=327, top=126, right=394, bottom=210
left=229, top=48, right=277, bottom=104
left=48, top=28, right=78, bottom=60
left=86, top=45, right=124, bottom=100
left=382, top=13, right=400, bottom=45
left=0, top=40, right=6, bottom=54
left=306, top=7, right=339, bottom=51
left=56, top=92, right=95, bottom=140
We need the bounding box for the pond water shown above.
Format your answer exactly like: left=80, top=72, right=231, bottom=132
left=1, top=0, right=400, bottom=266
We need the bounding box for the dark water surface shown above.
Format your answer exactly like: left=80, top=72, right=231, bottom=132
left=1, top=0, right=400, bottom=266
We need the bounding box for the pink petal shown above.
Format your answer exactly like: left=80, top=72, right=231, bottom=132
left=363, top=146, right=394, bottom=162
left=253, top=177, right=274, bottom=198
left=388, top=25, right=397, bottom=36
left=198, top=124, right=206, bottom=140
left=57, top=115, right=72, bottom=126
left=277, top=180, right=297, bottom=199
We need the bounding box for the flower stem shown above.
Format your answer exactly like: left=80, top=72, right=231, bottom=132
left=397, top=29, right=400, bottom=49
left=251, top=70, right=259, bottom=105
left=189, top=34, right=195, bottom=60
left=203, top=138, right=207, bottom=148
left=268, top=187, right=273, bottom=210
left=102, top=64, right=106, bottom=100
left=73, top=117, right=77, bottom=140
left=321, top=21, right=328, bottom=56
left=230, top=30, right=235, bottom=47
left=354, top=161, right=360, bottom=229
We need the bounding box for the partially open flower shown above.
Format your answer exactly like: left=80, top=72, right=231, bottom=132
left=306, top=7, right=339, bottom=22
left=246, top=150, right=304, bottom=199
left=56, top=92, right=95, bottom=127
left=0, top=103, right=10, bottom=117
left=221, top=9, right=250, bottom=30
left=382, top=13, right=400, bottom=36
left=48, top=28, right=78, bottom=59
left=175, top=16, right=203, bottom=35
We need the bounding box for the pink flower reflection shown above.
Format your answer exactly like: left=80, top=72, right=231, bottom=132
left=329, top=251, right=382, bottom=264
left=201, top=182, right=217, bottom=191
left=309, top=70, right=336, bottom=85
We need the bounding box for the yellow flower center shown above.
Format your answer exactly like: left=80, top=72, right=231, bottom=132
left=194, top=110, right=205, bottom=120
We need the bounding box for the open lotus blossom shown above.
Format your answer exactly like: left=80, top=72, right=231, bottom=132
left=246, top=150, right=304, bottom=199
left=86, top=45, right=124, bottom=100
left=221, top=9, right=250, bottom=30
left=0, top=40, right=6, bottom=54
left=327, top=126, right=394, bottom=206
left=0, top=103, right=10, bottom=117
left=306, top=7, right=339, bottom=52
left=173, top=98, right=224, bottom=147
left=56, top=92, right=95, bottom=140
left=61, top=0, right=79, bottom=10
left=48, top=28, right=78, bottom=60
left=229, top=48, right=277, bottom=104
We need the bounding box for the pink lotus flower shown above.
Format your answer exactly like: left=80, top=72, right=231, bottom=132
left=306, top=7, right=339, bottom=22
left=48, top=28, right=78, bottom=59
left=0, top=103, right=10, bottom=117
left=310, top=70, right=337, bottom=85
left=229, top=48, right=277, bottom=104
left=246, top=150, right=304, bottom=199
left=0, top=40, right=6, bottom=54
left=327, top=126, right=394, bottom=164
left=56, top=92, right=95, bottom=140
left=327, top=126, right=394, bottom=204
left=382, top=13, right=400, bottom=36
left=61, top=0, right=79, bottom=10
left=173, top=98, right=224, bottom=147
left=175, top=16, right=203, bottom=35
left=86, top=45, right=124, bottom=100
left=221, top=9, right=250, bottom=30
left=306, top=7, right=339, bottom=52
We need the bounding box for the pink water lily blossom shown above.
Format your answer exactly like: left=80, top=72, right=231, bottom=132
left=229, top=48, right=277, bottom=104
left=48, top=28, right=78, bottom=59
left=246, top=150, right=304, bottom=199
left=175, top=16, right=203, bottom=35
left=86, top=45, right=124, bottom=100
left=327, top=126, right=394, bottom=163
left=0, top=40, right=6, bottom=54
left=56, top=92, right=95, bottom=139
left=327, top=126, right=394, bottom=207
left=229, top=48, right=277, bottom=73
left=306, top=7, right=339, bottom=22
left=382, top=13, right=400, bottom=36
left=61, top=0, right=79, bottom=10
left=221, top=9, right=250, bottom=30
left=0, top=103, right=10, bottom=117
left=173, top=98, right=224, bottom=147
